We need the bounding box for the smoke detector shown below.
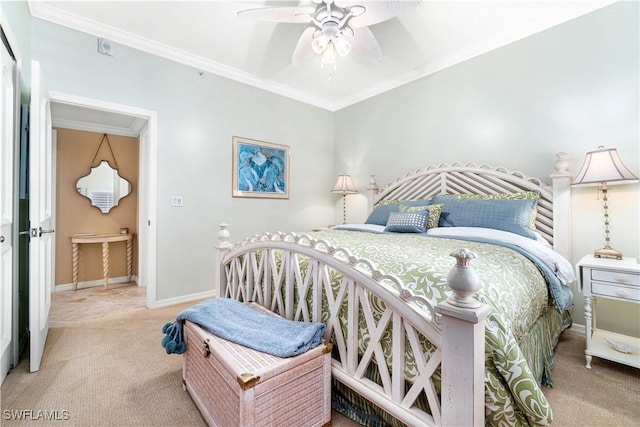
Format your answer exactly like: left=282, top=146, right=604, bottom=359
left=97, top=38, right=114, bottom=56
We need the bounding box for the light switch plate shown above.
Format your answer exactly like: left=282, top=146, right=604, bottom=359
left=170, top=196, right=183, bottom=207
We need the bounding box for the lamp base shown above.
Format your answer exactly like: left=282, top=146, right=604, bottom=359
left=594, top=246, right=623, bottom=260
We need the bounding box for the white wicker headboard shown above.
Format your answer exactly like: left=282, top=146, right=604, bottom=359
left=366, top=156, right=573, bottom=259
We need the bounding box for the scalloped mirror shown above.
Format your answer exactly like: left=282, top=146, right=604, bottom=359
left=76, top=160, right=131, bottom=213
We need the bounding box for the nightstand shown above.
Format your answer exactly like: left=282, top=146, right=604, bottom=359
left=576, top=254, right=640, bottom=369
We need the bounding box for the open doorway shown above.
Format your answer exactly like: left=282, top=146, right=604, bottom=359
left=48, top=92, right=158, bottom=308
left=53, top=128, right=139, bottom=293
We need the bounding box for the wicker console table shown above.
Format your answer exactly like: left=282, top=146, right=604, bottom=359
left=71, top=233, right=133, bottom=290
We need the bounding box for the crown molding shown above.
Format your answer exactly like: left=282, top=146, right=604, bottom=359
left=29, top=1, right=617, bottom=113
left=28, top=1, right=338, bottom=111
left=330, top=0, right=618, bottom=111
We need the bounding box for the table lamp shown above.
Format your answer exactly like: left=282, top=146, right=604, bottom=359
left=572, top=146, right=638, bottom=259
left=331, top=173, right=358, bottom=224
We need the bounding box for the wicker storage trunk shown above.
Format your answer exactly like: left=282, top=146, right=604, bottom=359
left=182, top=319, right=332, bottom=427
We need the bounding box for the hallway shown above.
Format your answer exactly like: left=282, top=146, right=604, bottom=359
left=50, top=282, right=145, bottom=326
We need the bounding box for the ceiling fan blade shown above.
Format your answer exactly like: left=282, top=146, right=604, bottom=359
left=348, top=26, right=382, bottom=63
left=336, top=0, right=420, bottom=28
left=237, top=6, right=315, bottom=24
left=292, top=27, right=318, bottom=65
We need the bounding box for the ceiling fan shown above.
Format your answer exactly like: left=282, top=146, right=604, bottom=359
left=238, top=0, right=420, bottom=68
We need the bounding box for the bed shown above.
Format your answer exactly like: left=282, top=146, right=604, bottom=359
left=213, top=157, right=575, bottom=427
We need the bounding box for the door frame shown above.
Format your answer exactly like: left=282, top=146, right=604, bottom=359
left=0, top=19, right=19, bottom=383
left=0, top=6, right=23, bottom=381
left=49, top=91, right=158, bottom=308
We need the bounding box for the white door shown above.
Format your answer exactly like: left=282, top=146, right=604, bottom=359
left=0, top=30, right=16, bottom=382
left=28, top=60, right=55, bottom=373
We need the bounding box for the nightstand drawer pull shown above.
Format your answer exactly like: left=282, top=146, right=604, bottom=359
left=615, top=275, right=629, bottom=284
left=615, top=289, right=629, bottom=298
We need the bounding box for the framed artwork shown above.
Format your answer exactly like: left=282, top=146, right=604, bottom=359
left=232, top=136, right=290, bottom=199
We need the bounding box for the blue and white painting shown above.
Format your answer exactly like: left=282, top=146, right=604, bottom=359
left=233, top=137, right=289, bottom=198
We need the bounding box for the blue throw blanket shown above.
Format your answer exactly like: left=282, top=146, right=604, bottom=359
left=161, top=298, right=325, bottom=358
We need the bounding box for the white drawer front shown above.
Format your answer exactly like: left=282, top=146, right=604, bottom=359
left=591, top=269, right=640, bottom=287
left=592, top=282, right=640, bottom=302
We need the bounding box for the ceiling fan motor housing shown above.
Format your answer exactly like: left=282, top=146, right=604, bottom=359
left=313, top=1, right=356, bottom=39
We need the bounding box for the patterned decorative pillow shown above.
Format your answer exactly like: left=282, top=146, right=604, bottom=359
left=449, top=191, right=540, bottom=200
left=376, top=199, right=407, bottom=206
left=399, top=203, right=443, bottom=229
left=384, top=211, right=428, bottom=233
left=430, top=195, right=538, bottom=239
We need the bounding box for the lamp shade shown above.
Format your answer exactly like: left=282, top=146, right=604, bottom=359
left=573, top=147, right=638, bottom=186
left=331, top=174, right=358, bottom=194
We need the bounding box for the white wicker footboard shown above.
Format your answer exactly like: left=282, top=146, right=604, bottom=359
left=214, top=226, right=491, bottom=427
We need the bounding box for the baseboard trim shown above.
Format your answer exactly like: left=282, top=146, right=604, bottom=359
left=150, top=290, right=216, bottom=309
left=54, top=279, right=214, bottom=310
left=54, top=275, right=140, bottom=292
left=566, top=323, right=585, bottom=336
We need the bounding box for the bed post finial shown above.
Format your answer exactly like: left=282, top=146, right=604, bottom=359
left=368, top=175, right=378, bottom=190
left=214, top=223, right=233, bottom=298
left=436, top=250, right=492, bottom=427
left=553, top=152, right=570, bottom=174
left=217, top=223, right=232, bottom=248
left=446, top=249, right=482, bottom=308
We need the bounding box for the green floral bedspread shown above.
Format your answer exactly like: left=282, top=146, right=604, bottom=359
left=307, top=230, right=565, bottom=426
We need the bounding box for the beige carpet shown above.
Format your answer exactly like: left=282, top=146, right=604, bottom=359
left=2, top=299, right=207, bottom=426
left=1, top=284, right=639, bottom=426
left=542, top=332, right=640, bottom=426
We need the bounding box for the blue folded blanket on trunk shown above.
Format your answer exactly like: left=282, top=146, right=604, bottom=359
left=162, top=298, right=325, bottom=358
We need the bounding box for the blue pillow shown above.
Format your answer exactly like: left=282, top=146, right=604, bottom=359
left=365, top=202, right=402, bottom=225
left=384, top=211, right=428, bottom=233
left=365, top=199, right=431, bottom=226
left=431, top=195, right=538, bottom=239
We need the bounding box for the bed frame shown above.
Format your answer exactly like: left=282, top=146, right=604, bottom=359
left=213, top=154, right=572, bottom=426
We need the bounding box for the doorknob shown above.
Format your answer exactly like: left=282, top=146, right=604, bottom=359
left=39, top=227, right=55, bottom=237
left=31, top=227, right=55, bottom=238
left=0, top=236, right=4, bottom=243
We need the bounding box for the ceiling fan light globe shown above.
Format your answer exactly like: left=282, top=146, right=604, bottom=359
left=312, top=34, right=330, bottom=54
left=334, top=37, right=351, bottom=57
left=321, top=43, right=336, bottom=65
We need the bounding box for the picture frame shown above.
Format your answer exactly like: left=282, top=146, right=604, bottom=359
left=232, top=136, right=290, bottom=199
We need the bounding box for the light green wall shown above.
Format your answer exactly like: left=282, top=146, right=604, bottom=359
left=5, top=2, right=335, bottom=301
left=334, top=1, right=640, bottom=337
